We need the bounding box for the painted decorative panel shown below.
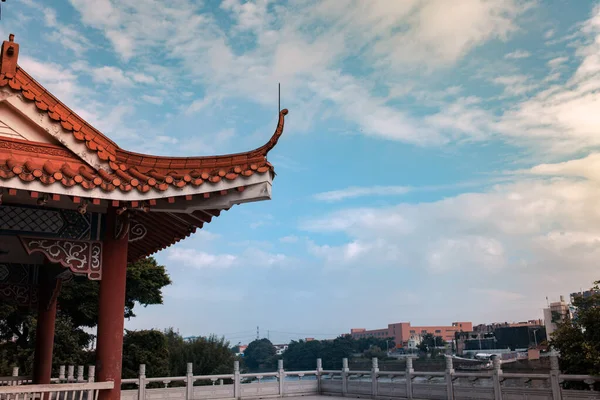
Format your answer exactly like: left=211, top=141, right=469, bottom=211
left=0, top=263, right=38, bottom=307
left=20, top=237, right=102, bottom=280
left=0, top=205, right=103, bottom=240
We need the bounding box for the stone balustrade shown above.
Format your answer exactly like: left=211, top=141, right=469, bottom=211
left=2, top=351, right=599, bottom=400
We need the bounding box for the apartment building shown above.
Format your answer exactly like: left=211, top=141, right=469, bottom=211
left=350, top=321, right=473, bottom=348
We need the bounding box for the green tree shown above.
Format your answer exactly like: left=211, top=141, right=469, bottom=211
left=355, top=337, right=395, bottom=353
left=283, top=340, right=323, bottom=370
left=0, top=257, right=171, bottom=373
left=551, top=280, right=600, bottom=378
left=319, top=335, right=355, bottom=369
left=122, top=330, right=170, bottom=379
left=363, top=346, right=387, bottom=360
left=417, top=333, right=446, bottom=353
left=243, top=339, right=276, bottom=371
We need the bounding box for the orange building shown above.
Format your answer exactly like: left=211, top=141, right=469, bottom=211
left=350, top=322, right=473, bottom=348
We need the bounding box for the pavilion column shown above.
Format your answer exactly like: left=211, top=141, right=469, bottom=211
left=96, top=208, right=128, bottom=400
left=33, top=266, right=58, bottom=384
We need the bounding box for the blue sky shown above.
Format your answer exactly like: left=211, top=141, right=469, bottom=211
left=4, top=0, right=600, bottom=345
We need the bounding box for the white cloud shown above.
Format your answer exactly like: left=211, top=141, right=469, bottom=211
left=279, top=235, right=299, bottom=243
left=492, top=75, right=539, bottom=96
left=504, top=50, right=531, bottom=59
left=314, top=186, right=412, bottom=202
left=43, top=6, right=92, bottom=54
left=141, top=95, right=164, bottom=105
left=527, top=153, right=600, bottom=183
left=300, top=161, right=600, bottom=318
left=548, top=56, right=568, bottom=68
left=167, top=248, right=238, bottom=269
left=67, top=0, right=533, bottom=148
left=166, top=246, right=288, bottom=269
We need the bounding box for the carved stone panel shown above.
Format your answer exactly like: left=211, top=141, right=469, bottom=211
left=19, top=237, right=102, bottom=280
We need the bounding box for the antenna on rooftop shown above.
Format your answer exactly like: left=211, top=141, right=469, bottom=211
left=0, top=0, right=6, bottom=21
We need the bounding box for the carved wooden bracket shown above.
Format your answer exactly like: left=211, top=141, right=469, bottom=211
left=115, top=211, right=147, bottom=242
left=19, top=237, right=102, bottom=280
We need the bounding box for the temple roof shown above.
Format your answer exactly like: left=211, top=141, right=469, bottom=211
left=0, top=34, right=287, bottom=199
left=0, top=34, right=287, bottom=262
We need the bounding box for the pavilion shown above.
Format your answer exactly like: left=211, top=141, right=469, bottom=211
left=0, top=34, right=287, bottom=400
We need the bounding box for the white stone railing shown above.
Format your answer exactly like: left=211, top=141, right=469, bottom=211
left=0, top=381, right=113, bottom=400
left=120, top=360, right=319, bottom=400
left=3, top=352, right=599, bottom=400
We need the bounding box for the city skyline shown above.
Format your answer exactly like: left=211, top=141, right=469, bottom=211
left=3, top=0, right=599, bottom=340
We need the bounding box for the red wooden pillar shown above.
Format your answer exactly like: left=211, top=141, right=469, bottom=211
left=96, top=207, right=128, bottom=400
left=33, top=269, right=57, bottom=384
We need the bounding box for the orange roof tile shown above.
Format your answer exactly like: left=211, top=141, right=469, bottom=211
left=0, top=35, right=287, bottom=195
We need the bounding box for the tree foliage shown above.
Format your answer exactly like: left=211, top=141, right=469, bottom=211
left=164, top=329, right=236, bottom=376
left=122, top=330, right=170, bottom=379
left=417, top=333, right=446, bottom=353
left=0, top=257, right=171, bottom=374
left=551, top=280, right=600, bottom=376
left=282, top=335, right=377, bottom=371
left=243, top=339, right=276, bottom=371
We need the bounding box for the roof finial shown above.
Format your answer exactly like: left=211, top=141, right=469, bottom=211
left=1, top=32, right=19, bottom=76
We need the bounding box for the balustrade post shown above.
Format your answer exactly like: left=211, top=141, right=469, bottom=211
left=371, top=357, right=379, bottom=397
left=445, top=355, right=455, bottom=400
left=492, top=357, right=503, bottom=400
left=278, top=359, right=285, bottom=396
left=59, top=366, right=65, bottom=382
left=138, top=364, right=146, bottom=400
left=67, top=365, right=74, bottom=383
left=342, top=358, right=349, bottom=396
left=77, top=366, right=84, bottom=383
left=234, top=361, right=241, bottom=399
left=87, top=365, right=96, bottom=400
left=406, top=357, right=414, bottom=400
left=549, top=350, right=562, bottom=400
left=316, top=358, right=323, bottom=394
left=11, top=367, right=18, bottom=386
left=186, top=363, right=194, bottom=400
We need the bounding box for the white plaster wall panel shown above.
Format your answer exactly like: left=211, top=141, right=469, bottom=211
left=0, top=102, right=60, bottom=144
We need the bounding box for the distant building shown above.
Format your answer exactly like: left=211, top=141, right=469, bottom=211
left=543, top=296, right=571, bottom=341
left=274, top=344, right=288, bottom=355
left=235, top=344, right=248, bottom=357
left=455, top=324, right=545, bottom=355
left=406, top=334, right=422, bottom=352
left=494, top=326, right=546, bottom=351
left=474, top=319, right=544, bottom=334
left=570, top=289, right=599, bottom=302
left=350, top=321, right=473, bottom=348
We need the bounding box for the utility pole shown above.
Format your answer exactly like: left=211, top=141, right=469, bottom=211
left=256, top=326, right=259, bottom=340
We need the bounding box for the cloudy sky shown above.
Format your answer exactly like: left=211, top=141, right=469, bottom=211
left=5, top=0, right=600, bottom=344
